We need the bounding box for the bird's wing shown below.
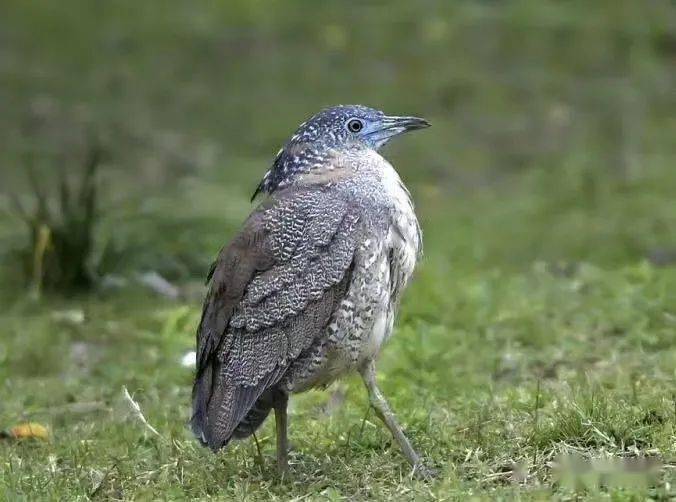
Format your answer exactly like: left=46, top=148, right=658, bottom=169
left=191, top=186, right=360, bottom=449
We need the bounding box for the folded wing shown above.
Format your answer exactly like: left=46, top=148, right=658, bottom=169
left=191, top=187, right=360, bottom=449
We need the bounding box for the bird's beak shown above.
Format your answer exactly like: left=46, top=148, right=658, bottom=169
left=366, top=115, right=430, bottom=147
left=382, top=115, right=431, bottom=133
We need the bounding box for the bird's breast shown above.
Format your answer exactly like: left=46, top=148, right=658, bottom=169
left=283, top=153, right=422, bottom=391
left=354, top=159, right=421, bottom=357
left=379, top=162, right=422, bottom=273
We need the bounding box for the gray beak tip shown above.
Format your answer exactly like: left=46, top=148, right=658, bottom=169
left=395, top=116, right=430, bottom=131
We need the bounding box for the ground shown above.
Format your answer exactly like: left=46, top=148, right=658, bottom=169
left=1, top=1, right=675, bottom=499
left=1, top=165, right=675, bottom=499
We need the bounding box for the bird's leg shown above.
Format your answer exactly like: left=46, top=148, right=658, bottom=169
left=359, top=359, right=431, bottom=478
left=273, top=390, right=289, bottom=475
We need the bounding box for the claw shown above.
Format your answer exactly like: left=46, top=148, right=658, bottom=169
left=412, top=463, right=438, bottom=481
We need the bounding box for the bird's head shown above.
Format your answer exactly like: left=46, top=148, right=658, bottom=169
left=287, top=104, right=429, bottom=151
left=253, top=105, right=429, bottom=199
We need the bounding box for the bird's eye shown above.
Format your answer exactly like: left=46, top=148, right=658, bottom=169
left=347, top=119, right=364, bottom=133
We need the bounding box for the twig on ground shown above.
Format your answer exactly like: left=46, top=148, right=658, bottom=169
left=121, top=386, right=163, bottom=440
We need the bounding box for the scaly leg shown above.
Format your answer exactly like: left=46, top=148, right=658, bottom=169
left=359, top=359, right=432, bottom=478
left=273, top=390, right=289, bottom=475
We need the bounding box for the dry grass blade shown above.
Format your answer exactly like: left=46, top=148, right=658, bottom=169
left=121, top=386, right=163, bottom=440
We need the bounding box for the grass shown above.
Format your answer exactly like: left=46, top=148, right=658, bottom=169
left=1, top=165, right=675, bottom=499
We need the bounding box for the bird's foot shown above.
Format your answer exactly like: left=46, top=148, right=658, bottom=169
left=276, top=453, right=289, bottom=478
left=411, top=462, right=438, bottom=481
left=276, top=465, right=289, bottom=479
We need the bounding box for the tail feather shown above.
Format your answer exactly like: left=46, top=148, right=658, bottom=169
left=232, top=388, right=277, bottom=439
left=191, top=365, right=212, bottom=445
left=191, top=365, right=283, bottom=450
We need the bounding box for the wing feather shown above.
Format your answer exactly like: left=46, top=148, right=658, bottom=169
left=191, top=187, right=359, bottom=449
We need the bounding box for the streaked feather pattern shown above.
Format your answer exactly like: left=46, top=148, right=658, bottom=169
left=191, top=186, right=360, bottom=449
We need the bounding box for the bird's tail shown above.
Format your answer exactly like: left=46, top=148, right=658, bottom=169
left=190, top=365, right=213, bottom=446
left=191, top=366, right=283, bottom=450
left=231, top=388, right=279, bottom=439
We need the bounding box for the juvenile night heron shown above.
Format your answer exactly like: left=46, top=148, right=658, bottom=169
left=192, top=104, right=430, bottom=475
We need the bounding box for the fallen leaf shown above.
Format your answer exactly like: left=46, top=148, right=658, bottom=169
left=1, top=422, right=50, bottom=440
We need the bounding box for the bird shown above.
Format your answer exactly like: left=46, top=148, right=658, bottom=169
left=191, top=104, right=430, bottom=476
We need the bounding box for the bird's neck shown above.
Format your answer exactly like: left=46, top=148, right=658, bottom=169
left=252, top=143, right=367, bottom=199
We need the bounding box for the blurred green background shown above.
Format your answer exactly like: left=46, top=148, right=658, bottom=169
left=2, top=0, right=674, bottom=280
left=1, top=1, right=675, bottom=499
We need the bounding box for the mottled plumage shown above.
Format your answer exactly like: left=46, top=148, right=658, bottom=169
left=192, top=105, right=430, bottom=475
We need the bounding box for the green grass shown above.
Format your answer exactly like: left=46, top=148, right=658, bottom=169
left=1, top=167, right=675, bottom=499
left=1, top=0, right=675, bottom=499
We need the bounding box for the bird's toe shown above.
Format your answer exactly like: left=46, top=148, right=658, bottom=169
left=412, top=463, right=438, bottom=481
